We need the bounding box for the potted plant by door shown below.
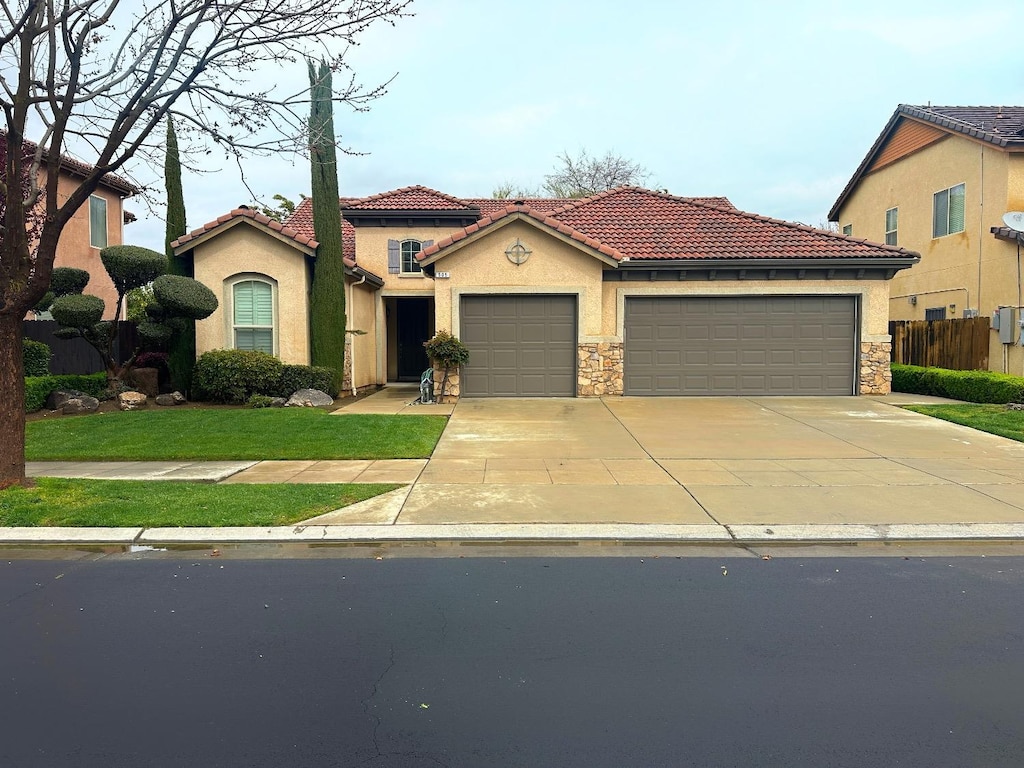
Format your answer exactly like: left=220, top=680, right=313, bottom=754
left=424, top=330, right=469, bottom=403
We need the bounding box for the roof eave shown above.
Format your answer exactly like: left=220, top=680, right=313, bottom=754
left=618, top=254, right=921, bottom=270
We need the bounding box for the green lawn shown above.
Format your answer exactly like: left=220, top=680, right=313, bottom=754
left=904, top=404, right=1024, bottom=442
left=0, top=478, right=399, bottom=527
left=26, top=409, right=447, bottom=461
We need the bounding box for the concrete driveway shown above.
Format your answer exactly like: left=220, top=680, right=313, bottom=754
left=390, top=396, right=1024, bottom=527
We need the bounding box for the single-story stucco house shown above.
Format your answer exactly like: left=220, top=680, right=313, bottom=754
left=170, top=185, right=920, bottom=398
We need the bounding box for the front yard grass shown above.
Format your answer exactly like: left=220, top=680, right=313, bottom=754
left=26, top=409, right=447, bottom=461
left=904, top=404, right=1024, bottom=442
left=0, top=478, right=399, bottom=527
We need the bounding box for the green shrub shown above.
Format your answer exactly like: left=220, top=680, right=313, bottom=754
left=50, top=266, right=91, bottom=297
left=424, top=330, right=470, bottom=368
left=24, top=373, right=107, bottom=412
left=152, top=274, right=218, bottom=319
left=192, top=349, right=283, bottom=404
left=50, top=293, right=105, bottom=328
left=100, top=245, right=166, bottom=295
left=247, top=394, right=277, bottom=408
left=275, top=364, right=338, bottom=398
left=22, top=338, right=51, bottom=377
left=891, top=363, right=1024, bottom=404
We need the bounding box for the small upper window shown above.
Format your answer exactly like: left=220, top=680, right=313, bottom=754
left=842, top=224, right=852, bottom=236
left=933, top=183, right=965, bottom=238
left=885, top=207, right=898, bottom=246
left=89, top=195, right=108, bottom=249
left=401, top=240, right=422, bottom=274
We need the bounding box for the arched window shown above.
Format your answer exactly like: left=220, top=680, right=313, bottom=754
left=232, top=279, right=275, bottom=354
left=401, top=239, right=422, bottom=274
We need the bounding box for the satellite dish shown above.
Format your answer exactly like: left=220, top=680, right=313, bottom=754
left=1003, top=211, right=1024, bottom=231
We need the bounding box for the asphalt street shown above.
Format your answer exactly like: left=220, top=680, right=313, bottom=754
left=2, top=551, right=1023, bottom=767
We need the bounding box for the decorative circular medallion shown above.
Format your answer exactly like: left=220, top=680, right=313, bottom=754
left=505, top=238, right=532, bottom=266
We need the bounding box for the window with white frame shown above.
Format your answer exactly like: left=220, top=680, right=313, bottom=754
left=401, top=239, right=422, bottom=274
left=933, top=183, right=965, bottom=238
left=232, top=279, right=275, bottom=354
left=885, top=207, right=898, bottom=246
left=89, top=195, right=108, bottom=249
left=842, top=224, right=852, bottom=236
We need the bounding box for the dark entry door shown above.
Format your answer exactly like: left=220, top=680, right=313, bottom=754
left=396, top=298, right=431, bottom=381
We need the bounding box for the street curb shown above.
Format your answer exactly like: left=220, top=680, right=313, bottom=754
left=3, top=522, right=1024, bottom=546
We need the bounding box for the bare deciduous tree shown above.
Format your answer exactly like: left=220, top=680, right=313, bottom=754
left=0, top=0, right=411, bottom=487
left=542, top=149, right=650, bottom=198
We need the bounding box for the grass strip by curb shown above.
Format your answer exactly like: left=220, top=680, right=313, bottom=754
left=904, top=404, right=1024, bottom=443
left=0, top=478, right=400, bottom=527
left=26, top=409, right=447, bottom=461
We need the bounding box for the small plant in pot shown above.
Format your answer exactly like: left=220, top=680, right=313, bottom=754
left=424, top=330, right=469, bottom=403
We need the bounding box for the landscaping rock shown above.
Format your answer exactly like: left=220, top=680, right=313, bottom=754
left=155, top=391, right=187, bottom=406
left=285, top=388, right=334, bottom=407
left=62, top=395, right=99, bottom=415
left=128, top=367, right=159, bottom=397
left=270, top=397, right=287, bottom=407
left=47, top=389, right=87, bottom=410
left=118, top=391, right=148, bottom=411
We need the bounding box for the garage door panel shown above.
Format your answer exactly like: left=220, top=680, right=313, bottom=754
left=625, top=296, right=856, bottom=396
left=460, top=295, right=577, bottom=397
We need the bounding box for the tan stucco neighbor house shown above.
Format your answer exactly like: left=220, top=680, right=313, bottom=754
left=829, top=105, right=1024, bottom=373
left=173, top=185, right=919, bottom=398
left=2, top=132, right=139, bottom=319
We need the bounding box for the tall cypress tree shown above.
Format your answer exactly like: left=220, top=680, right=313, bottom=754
left=164, top=117, right=195, bottom=393
left=307, top=59, right=346, bottom=392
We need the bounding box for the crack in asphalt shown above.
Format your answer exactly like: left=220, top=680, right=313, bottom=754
left=358, top=645, right=396, bottom=765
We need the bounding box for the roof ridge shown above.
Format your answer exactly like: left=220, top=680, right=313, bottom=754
left=0, top=129, right=139, bottom=195
left=347, top=184, right=472, bottom=209
left=171, top=207, right=319, bottom=251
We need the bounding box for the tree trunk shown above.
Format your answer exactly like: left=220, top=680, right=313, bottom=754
left=0, top=313, right=28, bottom=488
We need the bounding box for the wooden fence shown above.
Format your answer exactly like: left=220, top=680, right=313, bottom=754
left=23, top=320, right=138, bottom=375
left=888, top=317, right=990, bottom=371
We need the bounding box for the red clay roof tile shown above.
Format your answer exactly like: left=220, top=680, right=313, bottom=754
left=171, top=207, right=320, bottom=251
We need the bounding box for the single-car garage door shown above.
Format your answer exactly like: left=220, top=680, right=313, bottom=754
left=460, top=295, right=577, bottom=396
left=624, top=296, right=857, bottom=396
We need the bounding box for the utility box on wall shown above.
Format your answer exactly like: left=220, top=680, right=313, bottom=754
left=997, top=307, right=1016, bottom=344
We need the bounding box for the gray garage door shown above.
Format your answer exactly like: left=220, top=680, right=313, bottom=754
left=460, top=295, right=577, bottom=396
left=624, top=296, right=857, bottom=396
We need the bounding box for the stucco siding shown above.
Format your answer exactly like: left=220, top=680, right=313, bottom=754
left=348, top=282, right=379, bottom=389
left=192, top=224, right=311, bottom=364
left=355, top=227, right=461, bottom=292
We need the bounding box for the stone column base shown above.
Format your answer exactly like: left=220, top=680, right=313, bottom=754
left=577, top=342, right=624, bottom=397
left=859, top=341, right=892, bottom=395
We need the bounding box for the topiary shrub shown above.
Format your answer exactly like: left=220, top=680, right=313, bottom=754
left=50, top=293, right=105, bottom=328
left=192, top=349, right=283, bottom=404
left=275, top=364, right=338, bottom=398
left=24, top=373, right=107, bottom=412
left=891, top=363, right=1024, bottom=404
left=100, top=245, right=167, bottom=296
left=22, top=338, right=51, bottom=377
left=152, top=274, right=219, bottom=319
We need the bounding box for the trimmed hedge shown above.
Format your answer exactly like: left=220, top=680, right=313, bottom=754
left=24, top=373, right=107, bottom=412
left=193, top=349, right=283, bottom=404
left=22, top=338, right=51, bottom=377
left=891, top=363, right=1024, bottom=404
left=275, top=364, right=338, bottom=398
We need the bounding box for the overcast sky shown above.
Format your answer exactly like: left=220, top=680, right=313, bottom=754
left=126, top=0, right=1024, bottom=250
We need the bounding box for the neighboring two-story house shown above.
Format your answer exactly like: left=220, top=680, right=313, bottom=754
left=2, top=132, right=138, bottom=319
left=173, top=185, right=918, bottom=398
left=829, top=105, right=1024, bottom=373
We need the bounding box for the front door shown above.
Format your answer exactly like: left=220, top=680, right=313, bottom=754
left=396, top=298, right=432, bottom=381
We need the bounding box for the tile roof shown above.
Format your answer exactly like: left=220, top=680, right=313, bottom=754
left=900, top=105, right=1024, bottom=147
left=830, top=105, right=1024, bottom=220
left=421, top=187, right=913, bottom=263
left=171, top=207, right=319, bottom=251
left=288, top=197, right=356, bottom=258
left=419, top=203, right=624, bottom=262
left=0, top=130, right=139, bottom=195
left=341, top=184, right=477, bottom=211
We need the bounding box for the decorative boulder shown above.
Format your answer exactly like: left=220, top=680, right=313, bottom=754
left=128, top=367, right=160, bottom=398
left=155, top=391, right=187, bottom=406
left=62, top=396, right=100, bottom=415
left=269, top=397, right=287, bottom=407
left=285, top=388, right=334, bottom=407
left=118, top=391, right=148, bottom=411
left=47, top=389, right=88, bottom=411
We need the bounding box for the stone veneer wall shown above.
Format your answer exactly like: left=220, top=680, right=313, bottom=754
left=859, top=341, right=892, bottom=395
left=432, top=365, right=461, bottom=403
left=577, top=342, right=624, bottom=397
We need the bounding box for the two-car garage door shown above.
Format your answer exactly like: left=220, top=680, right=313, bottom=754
left=624, top=296, right=857, bottom=396
left=459, top=294, right=857, bottom=397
